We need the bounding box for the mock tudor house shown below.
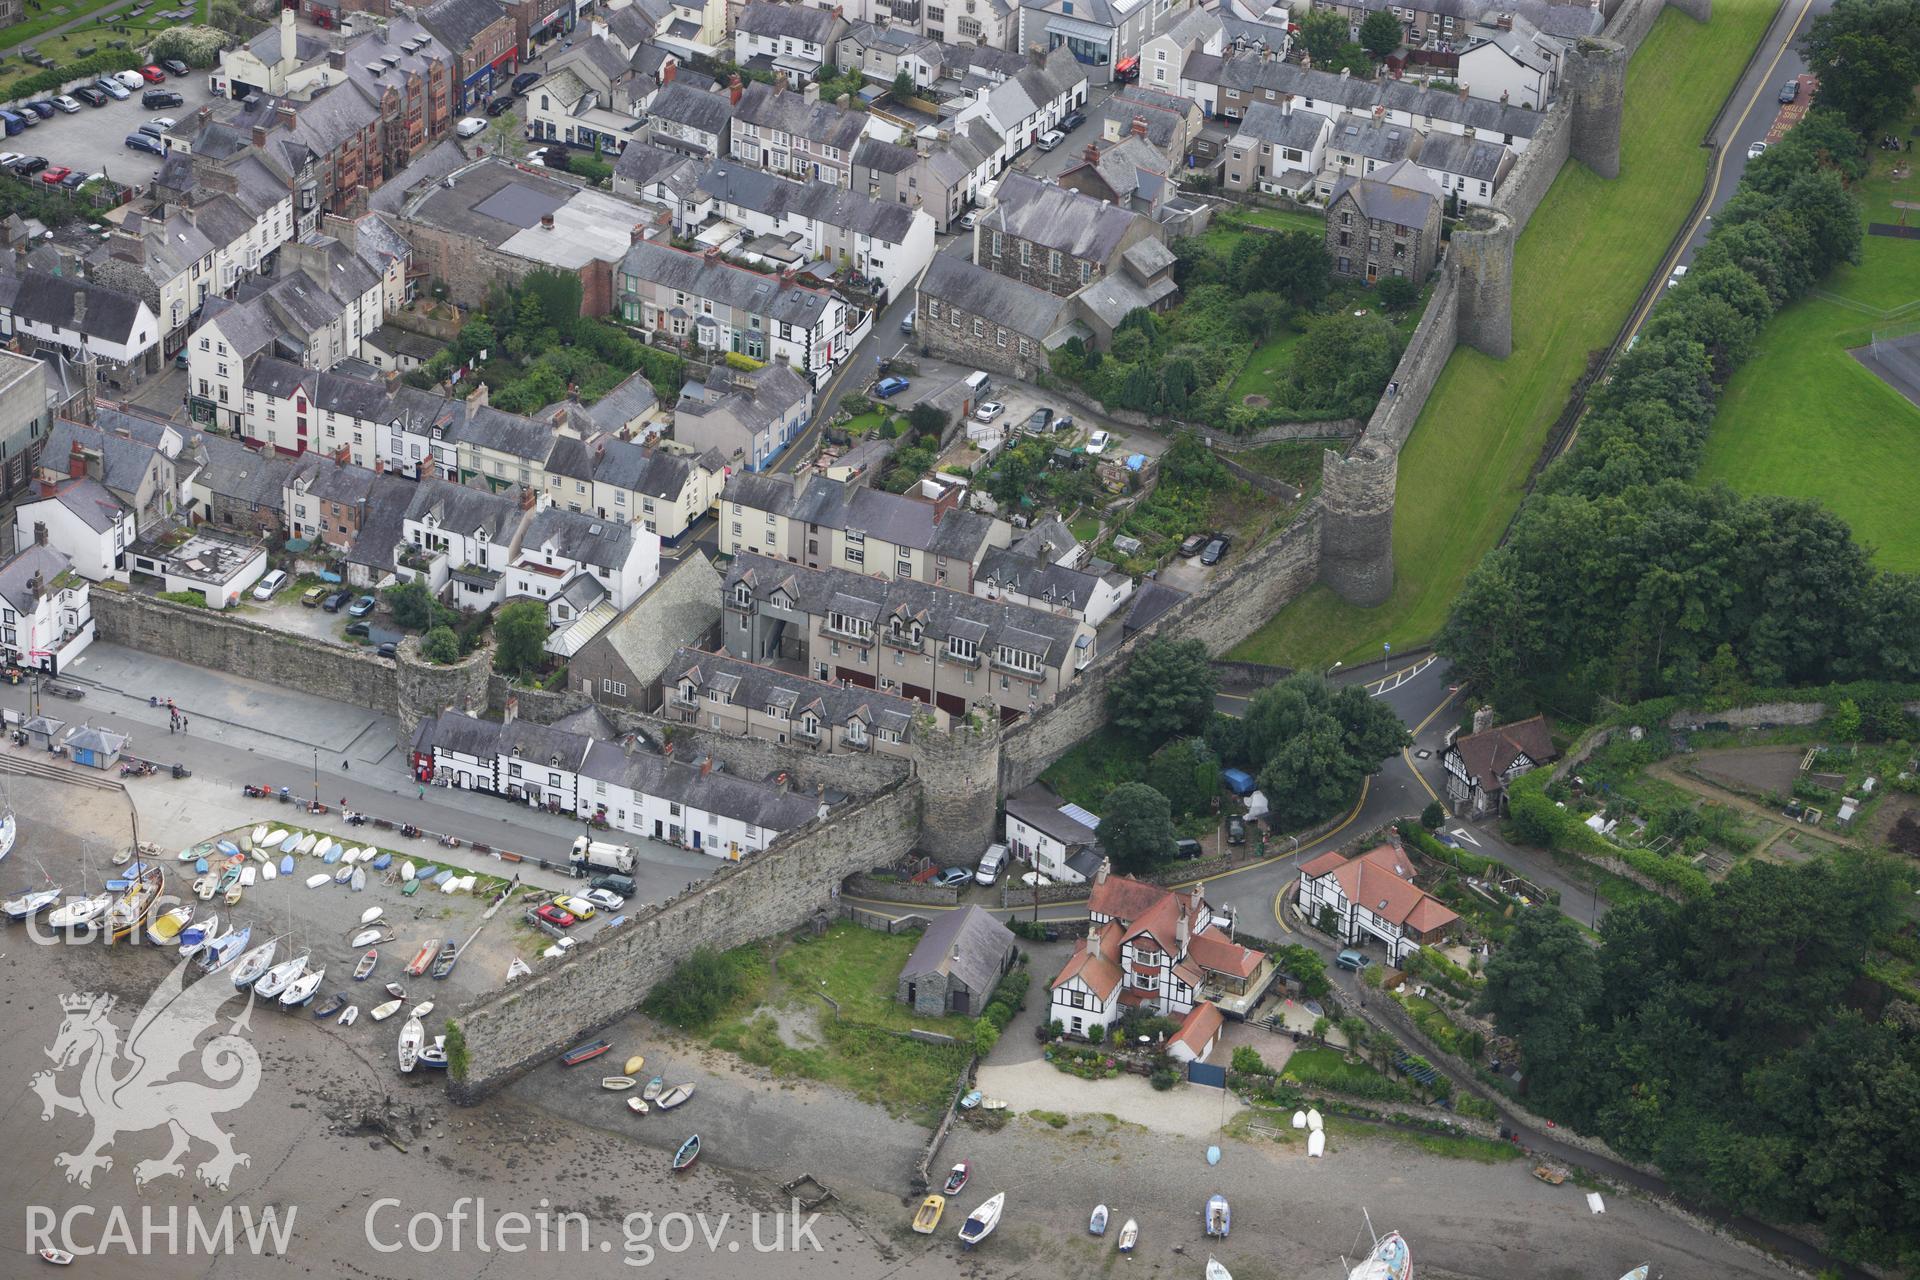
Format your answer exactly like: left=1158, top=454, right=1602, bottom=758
left=897, top=905, right=1016, bottom=1017
left=1296, top=842, right=1459, bottom=967
left=1442, top=711, right=1557, bottom=817
left=1050, top=861, right=1271, bottom=1044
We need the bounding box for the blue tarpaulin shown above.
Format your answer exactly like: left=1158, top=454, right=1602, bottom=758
left=1222, top=768, right=1256, bottom=796
left=1125, top=454, right=1146, bottom=471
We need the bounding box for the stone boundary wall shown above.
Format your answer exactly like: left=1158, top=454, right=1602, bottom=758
left=448, top=781, right=922, bottom=1100
left=1206, top=419, right=1364, bottom=448
left=1356, top=266, right=1461, bottom=455
left=487, top=678, right=590, bottom=724
left=845, top=873, right=958, bottom=905
left=1218, top=454, right=1302, bottom=503
left=1491, top=97, right=1573, bottom=236
left=1210, top=658, right=1290, bottom=690
left=1000, top=880, right=1089, bottom=908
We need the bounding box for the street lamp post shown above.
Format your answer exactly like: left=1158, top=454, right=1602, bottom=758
left=312, top=747, right=319, bottom=810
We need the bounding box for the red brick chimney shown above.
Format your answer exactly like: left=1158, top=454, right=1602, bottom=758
left=701, top=757, right=712, bottom=776
left=728, top=74, right=743, bottom=106
left=251, top=125, right=268, bottom=148
left=630, top=223, right=648, bottom=244
left=662, top=58, right=676, bottom=83
left=1083, top=142, right=1099, bottom=164
left=1130, top=115, right=1148, bottom=139
left=703, top=245, right=721, bottom=264
left=68, top=443, right=86, bottom=480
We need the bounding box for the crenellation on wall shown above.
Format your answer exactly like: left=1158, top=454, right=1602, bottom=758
left=908, top=718, right=1005, bottom=861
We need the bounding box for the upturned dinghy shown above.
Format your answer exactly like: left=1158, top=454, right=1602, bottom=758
left=279, top=854, right=294, bottom=876
left=261, top=862, right=277, bottom=882
left=958, top=1193, right=1004, bottom=1249
left=296, top=834, right=316, bottom=855
left=324, top=845, right=344, bottom=865
left=240, top=866, right=256, bottom=886
left=252, top=825, right=270, bottom=847
left=360, top=906, right=383, bottom=925
left=370, top=853, right=392, bottom=871
left=912, top=1196, right=945, bottom=1234
left=624, top=1055, right=645, bottom=1076
left=1309, top=1130, right=1326, bottom=1158
left=265, top=828, right=288, bottom=846
left=401, top=860, right=416, bottom=882
left=350, top=868, right=366, bottom=892
left=305, top=873, right=330, bottom=889
left=350, top=926, right=388, bottom=948
left=1307, top=1108, right=1323, bottom=1133
left=415, top=864, right=439, bottom=881
left=279, top=833, right=300, bottom=854
left=312, top=838, right=332, bottom=860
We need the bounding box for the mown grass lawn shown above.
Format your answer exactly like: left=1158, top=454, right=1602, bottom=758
left=1699, top=105, right=1920, bottom=571
left=700, top=923, right=976, bottom=1126
left=1225, top=329, right=1308, bottom=404
left=1197, top=207, right=1325, bottom=258
left=1039, top=733, right=1151, bottom=810
left=1228, top=3, right=1774, bottom=670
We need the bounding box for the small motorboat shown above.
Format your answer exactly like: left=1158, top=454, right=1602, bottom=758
left=229, top=939, right=278, bottom=989
left=431, top=939, right=459, bottom=979
left=912, top=1195, right=945, bottom=1234
left=958, top=1193, right=1003, bottom=1249
left=255, top=954, right=309, bottom=1000
left=958, top=1090, right=983, bottom=1110
left=944, top=1161, right=970, bottom=1195
left=507, top=958, right=531, bottom=983
left=410, top=1000, right=434, bottom=1018
left=39, top=1247, right=74, bottom=1265
left=397, top=1016, right=424, bottom=1073
left=1207, top=1257, right=1234, bottom=1280
left=4, top=886, right=61, bottom=920
left=643, top=1078, right=664, bottom=1102
left=1348, top=1230, right=1412, bottom=1280
left=280, top=967, right=325, bottom=1009
left=418, top=1036, right=448, bottom=1070
left=602, top=1076, right=636, bottom=1091
left=279, top=855, right=294, bottom=877
left=626, top=1097, right=649, bottom=1116
left=1205, top=1194, right=1230, bottom=1238
left=560, top=1040, right=611, bottom=1067
left=304, top=873, right=331, bottom=889
left=624, top=1054, right=645, bottom=1076
left=1089, top=1204, right=1108, bottom=1236
left=177, top=912, right=219, bottom=956
left=1117, top=1219, right=1138, bottom=1252
left=672, top=1134, right=700, bottom=1172
left=313, top=993, right=347, bottom=1020
left=147, top=904, right=193, bottom=945
left=354, top=950, right=378, bottom=980
left=370, top=999, right=403, bottom=1022
left=200, top=926, right=252, bottom=973
left=406, top=940, right=438, bottom=976
left=338, top=1005, right=359, bottom=1027
left=360, top=906, right=384, bottom=925
left=655, top=1083, right=694, bottom=1110
left=385, top=982, right=406, bottom=999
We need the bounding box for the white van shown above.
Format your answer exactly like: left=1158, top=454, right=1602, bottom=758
left=252, top=569, right=288, bottom=600
left=975, top=842, right=1007, bottom=885
left=962, top=370, right=991, bottom=401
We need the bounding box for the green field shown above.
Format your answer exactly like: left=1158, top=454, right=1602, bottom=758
left=1229, top=2, right=1776, bottom=669
left=1699, top=106, right=1920, bottom=570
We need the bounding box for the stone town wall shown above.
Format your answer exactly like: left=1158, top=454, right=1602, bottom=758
left=607, top=708, right=912, bottom=798
left=1491, top=96, right=1572, bottom=236
left=447, top=781, right=921, bottom=1099
left=91, top=589, right=401, bottom=715
left=394, top=636, right=495, bottom=748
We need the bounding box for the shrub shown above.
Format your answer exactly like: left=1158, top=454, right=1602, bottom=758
left=570, top=154, right=614, bottom=186
left=443, top=1020, right=469, bottom=1081
left=158, top=591, right=207, bottom=607
left=11, top=49, right=143, bottom=99
left=972, top=1019, right=1001, bottom=1057
left=1231, top=1045, right=1271, bottom=1076
left=1149, top=1066, right=1179, bottom=1091
left=1375, top=275, right=1420, bottom=311
left=1087, top=1024, right=1105, bottom=1045
left=642, top=946, right=750, bottom=1028
left=149, top=26, right=230, bottom=68
left=419, top=626, right=460, bottom=664
left=1421, top=800, right=1446, bottom=829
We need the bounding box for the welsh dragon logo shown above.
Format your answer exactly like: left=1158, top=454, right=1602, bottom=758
left=31, top=958, right=262, bottom=1189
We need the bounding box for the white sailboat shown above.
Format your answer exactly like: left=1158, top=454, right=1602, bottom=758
left=229, top=938, right=279, bottom=989
left=1345, top=1214, right=1413, bottom=1280
left=397, top=1016, right=425, bottom=1073
left=279, top=967, right=325, bottom=1009
left=255, top=953, right=309, bottom=1001
left=0, top=809, right=15, bottom=863
left=47, top=892, right=110, bottom=930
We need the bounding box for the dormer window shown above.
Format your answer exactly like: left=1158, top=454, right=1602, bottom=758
left=733, top=583, right=753, bottom=606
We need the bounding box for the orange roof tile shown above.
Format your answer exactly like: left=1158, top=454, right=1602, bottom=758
left=1186, top=927, right=1264, bottom=979
left=1172, top=1001, right=1224, bottom=1054
left=1051, top=928, right=1122, bottom=999
left=1088, top=873, right=1170, bottom=921
left=1299, top=849, right=1348, bottom=877
left=1404, top=896, right=1460, bottom=936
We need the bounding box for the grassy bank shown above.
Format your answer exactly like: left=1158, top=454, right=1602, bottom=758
left=1698, top=105, right=1920, bottom=571
left=1228, top=2, right=1775, bottom=669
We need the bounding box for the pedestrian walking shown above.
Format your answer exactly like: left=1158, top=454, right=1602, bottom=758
left=181, top=716, right=188, bottom=734
left=418, top=783, right=426, bottom=800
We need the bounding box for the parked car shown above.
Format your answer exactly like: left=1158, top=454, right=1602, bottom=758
left=142, top=89, right=182, bottom=109
left=1746, top=140, right=1768, bottom=160
left=1174, top=838, right=1204, bottom=859
left=96, top=78, right=131, bottom=100
left=899, top=312, right=914, bottom=335
left=455, top=116, right=488, bottom=138
left=958, top=211, right=977, bottom=231
left=1778, top=79, right=1799, bottom=103
left=347, top=594, right=377, bottom=617
left=375, top=641, right=397, bottom=660
left=52, top=95, right=81, bottom=114
left=512, top=71, right=541, bottom=94
left=1335, top=949, right=1373, bottom=972
left=1024, top=407, right=1054, bottom=434
left=534, top=903, right=577, bottom=929
left=1036, top=128, right=1065, bottom=151
left=973, top=400, right=1004, bottom=423
left=252, top=568, right=288, bottom=600
left=322, top=590, right=351, bottom=612
left=873, top=375, right=910, bottom=398
left=1227, top=816, right=1246, bottom=846
left=74, top=87, right=108, bottom=108
left=37, top=165, right=71, bottom=185
left=57, top=170, right=89, bottom=191
left=556, top=894, right=597, bottom=921
left=0, top=109, right=36, bottom=131
left=1179, top=532, right=1209, bottom=557
left=935, top=866, right=972, bottom=887
left=1061, top=109, right=1086, bottom=131
left=1199, top=537, right=1228, bottom=566
left=23, top=100, right=57, bottom=119
left=114, top=70, right=148, bottom=91
left=139, top=118, right=175, bottom=138
left=583, top=888, right=625, bottom=912
left=486, top=95, right=515, bottom=116
left=125, top=132, right=165, bottom=155
left=300, top=586, right=327, bottom=608
left=1085, top=428, right=1111, bottom=454
left=975, top=843, right=1007, bottom=885
left=344, top=621, right=371, bottom=639
left=1665, top=264, right=1687, bottom=289
left=590, top=872, right=636, bottom=898
left=8, top=154, right=47, bottom=175
left=160, top=58, right=190, bottom=77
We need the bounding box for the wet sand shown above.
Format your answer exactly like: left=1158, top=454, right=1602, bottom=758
left=0, top=777, right=1804, bottom=1279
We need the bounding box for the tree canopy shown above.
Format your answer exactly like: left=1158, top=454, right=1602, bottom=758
left=493, top=600, right=550, bottom=676
left=1206, top=673, right=1408, bottom=828
left=1801, top=0, right=1920, bottom=132
left=1095, top=783, right=1176, bottom=872
left=1106, top=637, right=1218, bottom=743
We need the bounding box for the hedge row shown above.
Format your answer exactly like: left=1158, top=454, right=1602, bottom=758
left=1507, top=771, right=1711, bottom=898
left=1609, top=679, right=1920, bottom=732
left=10, top=49, right=144, bottom=100
left=1396, top=818, right=1496, bottom=877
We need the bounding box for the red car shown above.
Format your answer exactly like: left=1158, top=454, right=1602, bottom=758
left=139, top=65, right=167, bottom=83
left=534, top=903, right=577, bottom=929
left=38, top=165, right=71, bottom=185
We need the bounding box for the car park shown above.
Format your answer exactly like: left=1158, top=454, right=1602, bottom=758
left=345, top=621, right=371, bottom=639
left=1036, top=128, right=1065, bottom=151
left=38, top=165, right=70, bottom=185
left=512, top=70, right=541, bottom=93
left=455, top=116, right=488, bottom=138
left=1778, top=79, right=1798, bottom=103
left=300, top=587, right=327, bottom=608
left=935, top=866, right=972, bottom=887
left=0, top=110, right=32, bottom=134
left=1086, top=429, right=1111, bottom=454
left=347, top=594, right=377, bottom=617
left=115, top=70, right=147, bottom=91
left=139, top=65, right=167, bottom=83
left=973, top=400, right=1004, bottom=422
left=52, top=95, right=81, bottom=114
left=57, top=170, right=89, bottom=191
left=1335, top=949, right=1373, bottom=972
left=252, top=569, right=288, bottom=600
left=143, top=116, right=177, bottom=134
left=534, top=903, right=577, bottom=929
left=486, top=95, right=515, bottom=116
left=873, top=375, right=909, bottom=397
left=74, top=87, right=107, bottom=107
left=96, top=78, right=130, bottom=100
left=125, top=133, right=165, bottom=155
left=142, top=89, right=182, bottom=109
left=160, top=58, right=189, bottom=77
left=1024, top=407, right=1054, bottom=433
left=1199, top=537, right=1227, bottom=566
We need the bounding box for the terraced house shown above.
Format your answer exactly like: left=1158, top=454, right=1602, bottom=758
left=721, top=551, right=1093, bottom=722
left=732, top=2, right=847, bottom=82
left=239, top=356, right=454, bottom=474
left=422, top=0, right=520, bottom=109
left=618, top=239, right=850, bottom=382
left=663, top=645, right=944, bottom=754
left=730, top=79, right=867, bottom=189
left=975, top=173, right=1161, bottom=298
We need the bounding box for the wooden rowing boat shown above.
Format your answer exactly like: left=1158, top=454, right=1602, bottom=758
left=672, top=1134, right=700, bottom=1172
left=406, top=940, right=438, bottom=976
left=560, top=1040, right=611, bottom=1067
left=911, top=1195, right=945, bottom=1234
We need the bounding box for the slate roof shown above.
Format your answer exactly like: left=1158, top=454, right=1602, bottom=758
left=0, top=271, right=150, bottom=345
left=648, top=81, right=737, bottom=140
left=1121, top=579, right=1186, bottom=635
left=1447, top=715, right=1555, bottom=795
left=448, top=403, right=558, bottom=465
left=676, top=362, right=811, bottom=439
left=421, top=0, right=508, bottom=52
left=582, top=371, right=661, bottom=433
left=588, top=550, right=724, bottom=688
left=1328, top=158, right=1441, bottom=228
left=349, top=473, right=415, bottom=570
left=666, top=646, right=922, bottom=739
left=901, top=905, right=1014, bottom=994
left=1416, top=130, right=1509, bottom=182
left=917, top=253, right=1068, bottom=342
left=190, top=434, right=294, bottom=514
left=579, top=736, right=820, bottom=830
left=1204, top=50, right=1543, bottom=140
left=977, top=547, right=1103, bottom=614
left=0, top=543, right=73, bottom=615
left=403, top=477, right=525, bottom=539
left=1074, top=263, right=1178, bottom=327
left=697, top=164, right=921, bottom=243
left=620, top=238, right=836, bottom=330
left=724, top=552, right=1083, bottom=669
left=734, top=82, right=865, bottom=152
left=514, top=506, right=636, bottom=571
left=1329, top=114, right=1417, bottom=163
left=615, top=140, right=706, bottom=191
left=1231, top=101, right=1332, bottom=150
left=41, top=420, right=162, bottom=498
left=982, top=172, right=1140, bottom=264
left=1005, top=783, right=1099, bottom=847
left=852, top=136, right=916, bottom=176
left=735, top=1, right=841, bottom=44
left=724, top=470, right=997, bottom=561
left=595, top=440, right=689, bottom=499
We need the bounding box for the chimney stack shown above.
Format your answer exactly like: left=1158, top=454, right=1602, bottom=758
left=33, top=521, right=48, bottom=547
left=277, top=101, right=298, bottom=129
left=503, top=696, right=518, bottom=724
left=1472, top=705, right=1495, bottom=736
left=1083, top=141, right=1099, bottom=164
left=1459, top=84, right=1469, bottom=102
left=328, top=48, right=347, bottom=72
left=662, top=58, right=676, bottom=83
left=251, top=125, right=269, bottom=149
left=701, top=757, right=712, bottom=776
left=1130, top=114, right=1148, bottom=139
left=703, top=245, right=721, bottom=264
left=728, top=74, right=743, bottom=105
left=1028, top=42, right=1045, bottom=68
left=1094, top=855, right=1109, bottom=886
left=630, top=223, right=648, bottom=245
left=467, top=381, right=489, bottom=408
left=540, top=212, right=555, bottom=231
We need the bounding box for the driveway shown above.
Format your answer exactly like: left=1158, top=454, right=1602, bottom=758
left=237, top=587, right=370, bottom=648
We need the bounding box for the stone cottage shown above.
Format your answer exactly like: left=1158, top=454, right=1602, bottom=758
left=896, top=904, right=1016, bottom=1017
